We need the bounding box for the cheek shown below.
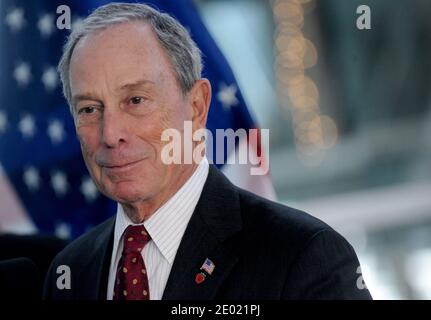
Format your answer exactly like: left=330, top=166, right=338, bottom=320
left=136, top=110, right=173, bottom=146
left=76, top=126, right=99, bottom=162
left=157, top=103, right=188, bottom=136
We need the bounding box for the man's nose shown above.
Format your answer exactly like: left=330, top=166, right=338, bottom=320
left=101, top=109, right=127, bottom=148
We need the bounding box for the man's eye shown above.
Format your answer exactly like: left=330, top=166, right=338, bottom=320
left=78, top=107, right=96, bottom=114
left=130, top=97, right=144, bottom=105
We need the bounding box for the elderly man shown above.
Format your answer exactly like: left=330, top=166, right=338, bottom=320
left=43, top=3, right=372, bottom=300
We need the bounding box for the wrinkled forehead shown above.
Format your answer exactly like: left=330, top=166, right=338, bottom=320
left=69, top=21, right=177, bottom=94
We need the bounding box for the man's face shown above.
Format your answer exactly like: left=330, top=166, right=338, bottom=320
left=69, top=22, right=195, bottom=205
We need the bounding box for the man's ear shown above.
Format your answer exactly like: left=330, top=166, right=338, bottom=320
left=189, top=79, right=211, bottom=130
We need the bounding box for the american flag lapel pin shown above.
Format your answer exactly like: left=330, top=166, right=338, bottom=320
left=195, top=258, right=215, bottom=284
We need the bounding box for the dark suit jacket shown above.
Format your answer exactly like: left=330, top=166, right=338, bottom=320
left=43, top=165, right=372, bottom=300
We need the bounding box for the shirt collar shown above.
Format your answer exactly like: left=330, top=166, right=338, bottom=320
left=112, top=158, right=209, bottom=264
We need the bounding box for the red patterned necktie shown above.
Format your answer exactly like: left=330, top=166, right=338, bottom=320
left=113, top=225, right=151, bottom=300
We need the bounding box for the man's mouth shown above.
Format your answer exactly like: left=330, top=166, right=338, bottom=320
left=103, top=159, right=145, bottom=172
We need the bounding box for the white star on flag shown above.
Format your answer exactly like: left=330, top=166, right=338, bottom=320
left=55, top=222, right=72, bottom=239
left=5, top=8, right=26, bottom=33
left=23, top=166, right=41, bottom=192
left=217, top=83, right=239, bottom=111
left=41, top=67, right=58, bottom=91
left=0, top=110, right=7, bottom=134
left=18, top=114, right=37, bottom=139
left=47, top=119, right=65, bottom=144
left=13, top=62, right=32, bottom=87
left=72, top=16, right=84, bottom=30
left=80, top=176, right=99, bottom=202
left=51, top=171, right=69, bottom=197
left=37, top=13, right=55, bottom=38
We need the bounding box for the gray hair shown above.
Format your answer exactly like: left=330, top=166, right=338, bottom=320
left=58, top=2, right=203, bottom=109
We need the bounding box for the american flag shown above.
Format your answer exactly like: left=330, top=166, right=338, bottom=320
left=0, top=0, right=275, bottom=240
left=201, top=258, right=215, bottom=275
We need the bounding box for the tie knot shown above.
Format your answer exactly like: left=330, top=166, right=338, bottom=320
left=122, top=225, right=151, bottom=254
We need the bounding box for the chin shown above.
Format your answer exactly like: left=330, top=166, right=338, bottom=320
left=107, top=181, right=154, bottom=204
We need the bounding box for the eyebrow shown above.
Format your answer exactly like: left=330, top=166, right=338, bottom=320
left=118, top=79, right=155, bottom=91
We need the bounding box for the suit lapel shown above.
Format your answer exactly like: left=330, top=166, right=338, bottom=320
left=162, top=166, right=242, bottom=300
left=75, top=217, right=115, bottom=299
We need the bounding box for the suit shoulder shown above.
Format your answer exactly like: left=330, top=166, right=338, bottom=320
left=236, top=187, right=336, bottom=244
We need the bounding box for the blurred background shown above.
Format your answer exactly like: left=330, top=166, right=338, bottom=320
left=195, top=0, right=431, bottom=299
left=1, top=0, right=431, bottom=299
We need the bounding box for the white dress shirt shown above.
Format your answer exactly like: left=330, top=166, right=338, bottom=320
left=106, top=158, right=209, bottom=300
